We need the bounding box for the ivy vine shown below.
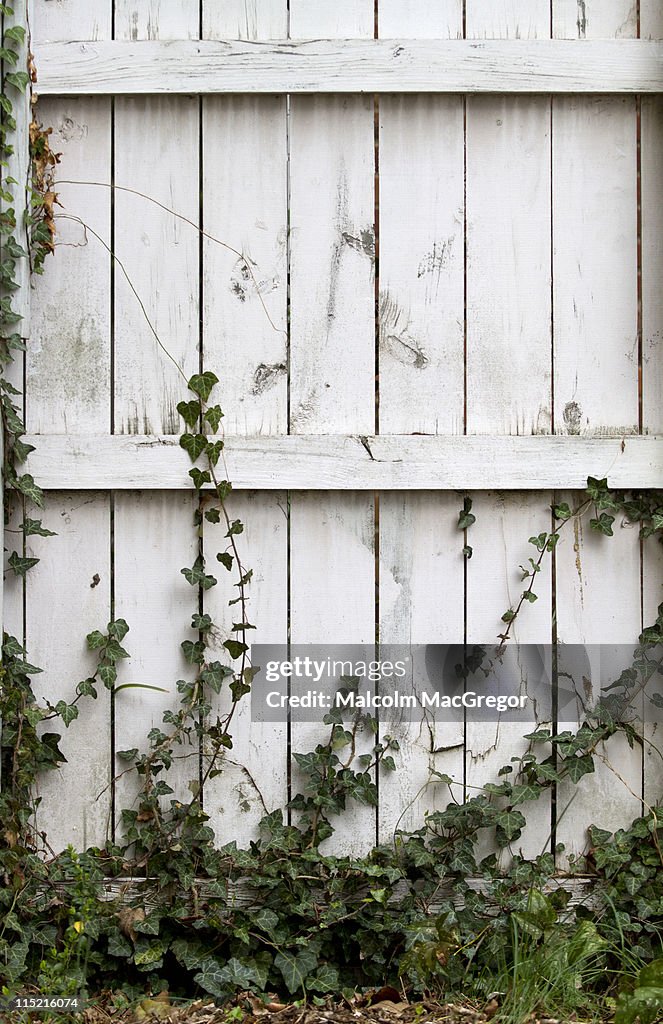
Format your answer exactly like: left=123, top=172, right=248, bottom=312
left=1, top=4, right=663, bottom=1017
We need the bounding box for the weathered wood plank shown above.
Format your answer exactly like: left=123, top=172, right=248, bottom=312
left=113, top=491, right=199, bottom=837
left=32, top=0, right=111, bottom=43
left=376, top=0, right=465, bottom=845
left=465, top=97, right=551, bottom=434
left=38, top=872, right=604, bottom=918
left=464, top=3, right=553, bottom=866
left=378, top=94, right=464, bottom=434
left=378, top=493, right=465, bottom=841
left=554, top=493, right=643, bottom=867
left=289, top=0, right=373, bottom=38
left=553, top=8, right=638, bottom=437
left=203, top=491, right=288, bottom=848
left=288, top=95, right=375, bottom=435
left=27, top=493, right=112, bottom=852
left=111, top=1, right=203, bottom=843
left=21, top=434, right=663, bottom=490
left=466, top=1, right=550, bottom=40
left=378, top=0, right=461, bottom=38
left=114, top=0, right=199, bottom=41
left=32, top=39, right=663, bottom=95
left=288, top=2, right=377, bottom=858
left=199, top=0, right=289, bottom=849
left=642, top=1, right=663, bottom=39
left=29, top=99, right=111, bottom=433
left=553, top=0, right=637, bottom=39
left=113, top=94, right=199, bottom=436
left=465, top=6, right=551, bottom=437
left=201, top=95, right=288, bottom=435
left=203, top=0, right=287, bottom=40
left=642, top=96, right=663, bottom=436
left=465, top=493, right=554, bottom=865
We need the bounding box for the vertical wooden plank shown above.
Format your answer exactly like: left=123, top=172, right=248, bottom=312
left=378, top=1, right=461, bottom=36
left=465, top=2, right=551, bottom=436
left=378, top=95, right=464, bottom=434
left=555, top=500, right=642, bottom=863
left=288, top=94, right=374, bottom=437
left=203, top=1, right=287, bottom=39
left=377, top=2, right=464, bottom=843
left=288, top=1, right=373, bottom=37
left=553, top=11, right=638, bottom=436
left=378, top=494, right=465, bottom=841
left=203, top=493, right=288, bottom=846
left=552, top=0, right=642, bottom=866
left=641, top=51, right=663, bottom=809
left=200, top=2, right=289, bottom=845
left=465, top=493, right=554, bottom=863
left=113, top=492, right=198, bottom=825
left=643, top=531, right=663, bottom=810
left=28, top=100, right=111, bottom=434
left=112, top=2, right=200, bottom=834
left=641, top=2, right=663, bottom=38
left=23, top=2, right=113, bottom=851
left=641, top=96, right=663, bottom=437
left=202, top=95, right=287, bottom=435
left=553, top=0, right=637, bottom=38
left=2, top=0, right=33, bottom=666
left=113, top=93, right=199, bottom=436
left=27, top=494, right=111, bottom=852
left=463, top=3, right=553, bottom=863
left=114, top=0, right=198, bottom=39
left=466, top=1, right=550, bottom=38
left=32, top=0, right=111, bottom=41
left=289, top=0, right=375, bottom=856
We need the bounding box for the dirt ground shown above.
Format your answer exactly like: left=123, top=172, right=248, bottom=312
left=76, top=989, right=562, bottom=1024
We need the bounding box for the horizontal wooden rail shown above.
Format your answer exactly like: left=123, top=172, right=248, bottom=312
left=22, top=434, right=662, bottom=490
left=33, top=39, right=663, bottom=95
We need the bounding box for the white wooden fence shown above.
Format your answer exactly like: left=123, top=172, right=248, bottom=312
left=4, top=0, right=663, bottom=864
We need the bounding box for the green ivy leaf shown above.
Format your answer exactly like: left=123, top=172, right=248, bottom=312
left=494, top=809, right=526, bottom=842
left=206, top=439, right=224, bottom=466
left=21, top=517, right=56, bottom=537
left=181, top=557, right=217, bottom=590
left=99, top=663, right=117, bottom=689
left=176, top=399, right=200, bottom=428
left=192, top=612, right=213, bottom=632
left=458, top=496, right=476, bottom=531
left=86, top=629, right=106, bottom=650
left=104, top=638, right=130, bottom=663
left=590, top=512, right=615, bottom=536
left=15, top=472, right=44, bottom=507
left=563, top=754, right=595, bottom=783
left=204, top=404, right=224, bottom=431
left=217, top=551, right=233, bottom=571
left=552, top=502, right=572, bottom=520
left=8, top=551, right=39, bottom=576
left=181, top=639, right=206, bottom=665
left=275, top=946, right=319, bottom=994
left=200, top=661, right=233, bottom=693
left=180, top=432, right=208, bottom=462
left=188, top=371, right=219, bottom=402
left=189, top=467, right=211, bottom=489
left=108, top=618, right=130, bottom=642
left=205, top=507, right=221, bottom=524
left=55, top=701, right=79, bottom=727
left=224, top=639, right=248, bottom=660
